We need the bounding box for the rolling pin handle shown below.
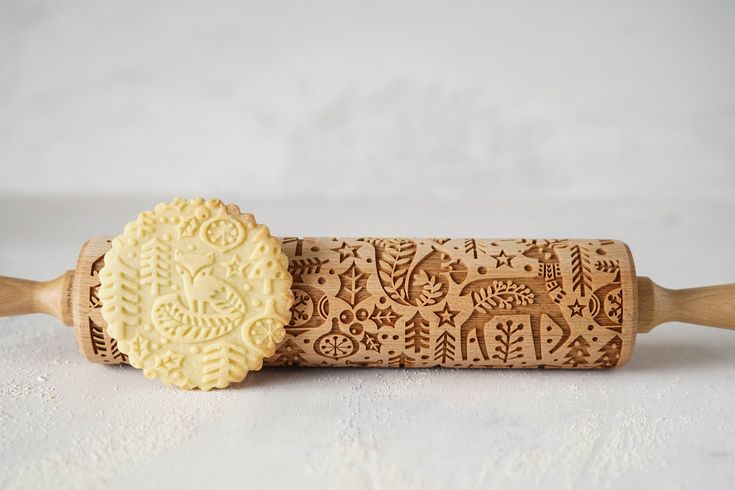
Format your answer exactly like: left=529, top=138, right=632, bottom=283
left=0, top=271, right=75, bottom=326
left=638, top=277, right=735, bottom=333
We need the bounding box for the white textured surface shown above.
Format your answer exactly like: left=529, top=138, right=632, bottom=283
left=1, top=196, right=735, bottom=489
left=2, top=0, right=735, bottom=487
left=1, top=0, right=734, bottom=200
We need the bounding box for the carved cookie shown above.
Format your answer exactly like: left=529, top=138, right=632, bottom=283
left=99, top=198, right=293, bottom=390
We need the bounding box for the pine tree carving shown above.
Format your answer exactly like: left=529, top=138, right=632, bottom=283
left=89, top=320, right=107, bottom=356
left=593, top=336, right=622, bottom=367
left=201, top=341, right=248, bottom=388
left=109, top=338, right=128, bottom=363
left=388, top=353, right=415, bottom=367
left=269, top=339, right=307, bottom=366
left=99, top=255, right=141, bottom=339
left=564, top=336, right=591, bottom=367
left=434, top=330, right=456, bottom=363
left=140, top=236, right=171, bottom=295
left=405, top=312, right=430, bottom=352
left=464, top=239, right=488, bottom=259
left=570, top=245, right=592, bottom=297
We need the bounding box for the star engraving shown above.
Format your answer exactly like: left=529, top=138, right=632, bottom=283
left=331, top=241, right=361, bottom=263
left=434, top=302, right=459, bottom=327
left=491, top=250, right=515, bottom=268
left=224, top=254, right=248, bottom=279
left=568, top=299, right=585, bottom=317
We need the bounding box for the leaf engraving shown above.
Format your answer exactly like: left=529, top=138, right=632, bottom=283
left=471, top=280, right=535, bottom=313
left=413, top=270, right=443, bottom=306
left=492, top=319, right=525, bottom=364
left=288, top=257, right=328, bottom=283
left=366, top=239, right=417, bottom=305
left=336, top=262, right=370, bottom=308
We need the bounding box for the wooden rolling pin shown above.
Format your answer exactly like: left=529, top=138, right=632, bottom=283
left=1, top=197, right=734, bottom=390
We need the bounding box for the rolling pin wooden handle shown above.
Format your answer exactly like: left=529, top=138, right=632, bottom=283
left=0, top=272, right=75, bottom=326
left=637, top=277, right=735, bottom=332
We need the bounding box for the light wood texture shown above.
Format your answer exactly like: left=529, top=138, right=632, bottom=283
left=5, top=231, right=735, bottom=372
left=637, top=277, right=735, bottom=333
left=270, top=237, right=637, bottom=368
left=71, top=236, right=127, bottom=364
left=0, top=271, right=74, bottom=326
left=68, top=236, right=638, bottom=369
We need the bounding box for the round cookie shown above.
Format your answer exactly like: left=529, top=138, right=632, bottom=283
left=99, top=198, right=293, bottom=390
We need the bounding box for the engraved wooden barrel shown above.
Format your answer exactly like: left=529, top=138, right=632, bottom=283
left=72, top=236, right=637, bottom=369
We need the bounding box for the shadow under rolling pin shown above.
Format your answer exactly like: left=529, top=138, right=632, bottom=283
left=1, top=197, right=734, bottom=390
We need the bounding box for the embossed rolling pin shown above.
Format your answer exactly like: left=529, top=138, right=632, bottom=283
left=2, top=198, right=735, bottom=390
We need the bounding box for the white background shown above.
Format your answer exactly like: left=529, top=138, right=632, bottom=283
left=1, top=1, right=734, bottom=489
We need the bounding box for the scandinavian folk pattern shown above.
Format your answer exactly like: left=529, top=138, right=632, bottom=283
left=97, top=198, right=293, bottom=389
left=267, top=237, right=634, bottom=368
left=72, top=241, right=129, bottom=365
left=85, top=234, right=634, bottom=371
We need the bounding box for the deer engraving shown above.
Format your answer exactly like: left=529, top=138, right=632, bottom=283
left=459, top=241, right=572, bottom=362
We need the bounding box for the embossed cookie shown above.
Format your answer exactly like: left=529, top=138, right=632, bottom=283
left=99, top=198, right=293, bottom=390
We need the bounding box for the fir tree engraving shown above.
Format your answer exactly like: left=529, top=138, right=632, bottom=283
left=269, top=339, right=307, bottom=366
left=99, top=255, right=141, bottom=339
left=140, top=236, right=171, bottom=295
left=593, top=336, right=622, bottom=367
left=571, top=245, right=592, bottom=297
left=405, top=312, right=430, bottom=353
left=434, top=330, right=456, bottom=363
left=201, top=341, right=248, bottom=389
left=388, top=352, right=415, bottom=367
left=564, top=336, right=591, bottom=367
left=464, top=239, right=488, bottom=259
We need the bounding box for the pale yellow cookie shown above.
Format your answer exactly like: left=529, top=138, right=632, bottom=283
left=99, top=198, right=293, bottom=390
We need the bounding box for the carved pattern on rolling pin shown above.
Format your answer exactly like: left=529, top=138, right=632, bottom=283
left=79, top=236, right=636, bottom=370
left=268, top=237, right=636, bottom=369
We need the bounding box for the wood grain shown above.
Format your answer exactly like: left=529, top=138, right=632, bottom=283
left=69, top=236, right=638, bottom=369
left=7, top=233, right=735, bottom=371
left=0, top=272, right=74, bottom=326
left=637, top=277, right=735, bottom=333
